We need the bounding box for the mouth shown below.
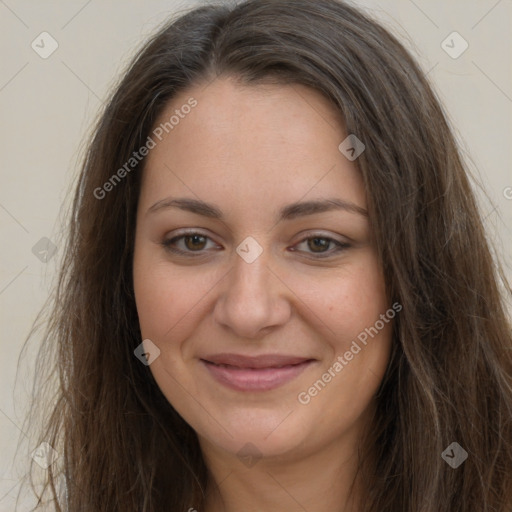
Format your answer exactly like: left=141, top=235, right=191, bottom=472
left=200, top=354, right=316, bottom=392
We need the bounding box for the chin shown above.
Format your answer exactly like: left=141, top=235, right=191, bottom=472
left=195, top=407, right=315, bottom=462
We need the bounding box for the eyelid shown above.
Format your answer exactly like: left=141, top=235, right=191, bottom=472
left=290, top=229, right=349, bottom=244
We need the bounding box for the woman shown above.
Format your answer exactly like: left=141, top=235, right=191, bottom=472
left=22, top=0, right=512, bottom=510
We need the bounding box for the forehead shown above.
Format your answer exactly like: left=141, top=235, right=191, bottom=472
left=139, top=76, right=365, bottom=215
left=154, top=75, right=345, bottom=149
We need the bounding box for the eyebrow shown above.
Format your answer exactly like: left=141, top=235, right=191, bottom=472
left=146, top=197, right=368, bottom=220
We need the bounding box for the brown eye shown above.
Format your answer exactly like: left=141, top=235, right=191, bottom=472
left=161, top=232, right=221, bottom=256
left=290, top=235, right=350, bottom=259
left=184, top=234, right=207, bottom=251
left=307, top=237, right=331, bottom=252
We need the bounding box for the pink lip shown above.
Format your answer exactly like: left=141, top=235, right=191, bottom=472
left=200, top=353, right=315, bottom=392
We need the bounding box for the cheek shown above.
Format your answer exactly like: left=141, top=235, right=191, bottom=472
left=133, top=262, right=174, bottom=340
left=284, top=253, right=389, bottom=346
left=132, top=254, right=207, bottom=404
left=332, top=263, right=388, bottom=341
left=133, top=246, right=213, bottom=342
left=293, top=262, right=392, bottom=432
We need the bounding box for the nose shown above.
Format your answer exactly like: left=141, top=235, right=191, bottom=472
left=213, top=247, right=292, bottom=339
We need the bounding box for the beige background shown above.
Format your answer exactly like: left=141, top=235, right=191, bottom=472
left=1, top=0, right=511, bottom=508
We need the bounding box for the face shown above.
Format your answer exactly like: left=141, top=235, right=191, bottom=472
left=133, top=76, right=393, bottom=464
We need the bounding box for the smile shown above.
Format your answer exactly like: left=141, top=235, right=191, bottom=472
left=200, top=354, right=316, bottom=392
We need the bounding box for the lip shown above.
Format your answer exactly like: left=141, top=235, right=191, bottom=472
left=200, top=353, right=315, bottom=392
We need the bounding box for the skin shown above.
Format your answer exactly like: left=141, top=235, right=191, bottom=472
left=133, top=76, right=393, bottom=512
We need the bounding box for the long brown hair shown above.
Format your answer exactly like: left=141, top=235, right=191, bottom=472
left=19, top=0, right=512, bottom=510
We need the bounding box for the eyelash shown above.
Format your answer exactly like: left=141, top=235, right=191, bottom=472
left=161, top=231, right=350, bottom=259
